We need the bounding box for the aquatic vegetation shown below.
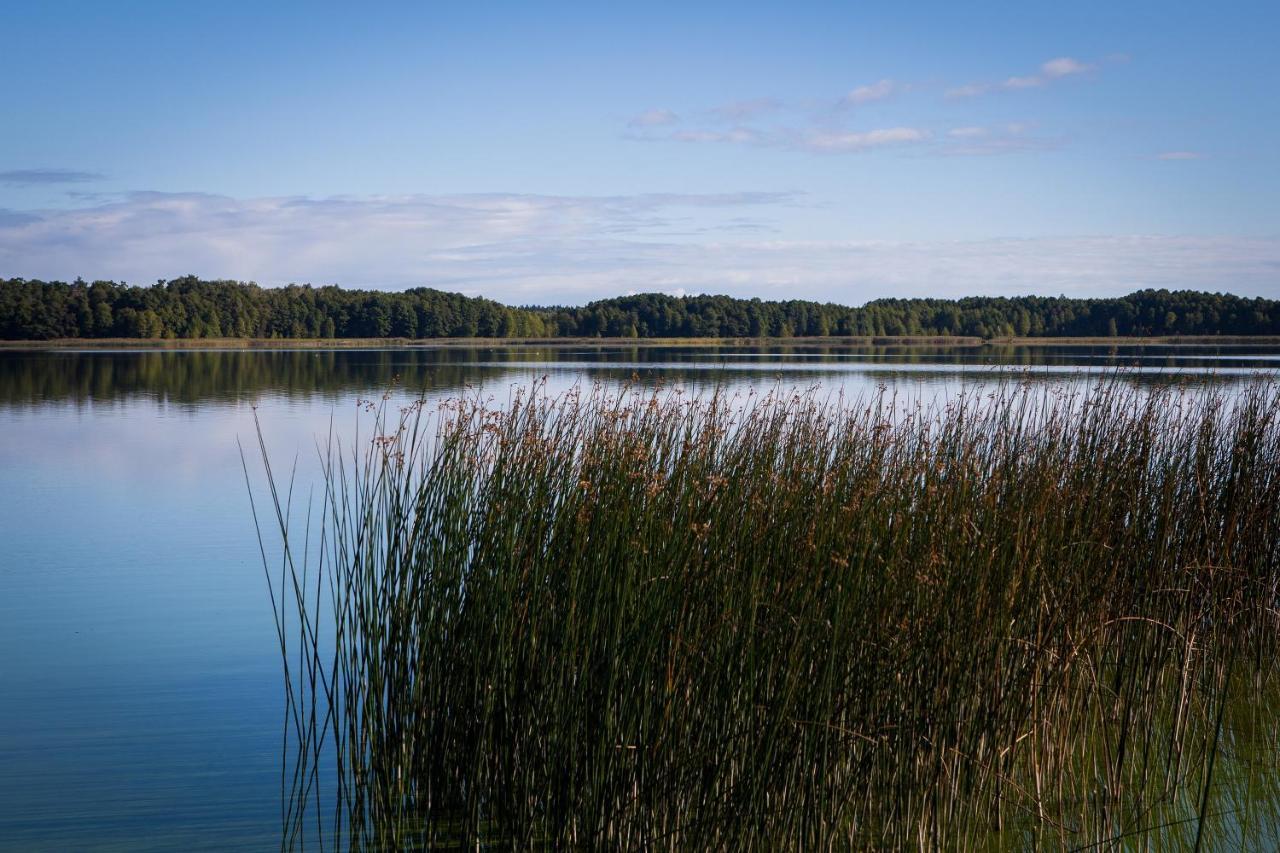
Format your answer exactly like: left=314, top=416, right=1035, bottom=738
left=252, top=378, right=1280, bottom=850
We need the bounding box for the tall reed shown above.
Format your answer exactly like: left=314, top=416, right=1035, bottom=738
left=250, top=377, right=1280, bottom=850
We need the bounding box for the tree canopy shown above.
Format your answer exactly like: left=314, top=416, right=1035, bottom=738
left=2, top=276, right=1278, bottom=340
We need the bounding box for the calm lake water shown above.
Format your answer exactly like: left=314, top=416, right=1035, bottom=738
left=2, top=343, right=1279, bottom=850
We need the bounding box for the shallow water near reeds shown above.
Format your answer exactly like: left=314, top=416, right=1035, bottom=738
left=2, top=342, right=1280, bottom=850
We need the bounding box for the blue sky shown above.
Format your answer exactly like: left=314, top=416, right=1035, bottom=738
left=1, top=0, right=1277, bottom=303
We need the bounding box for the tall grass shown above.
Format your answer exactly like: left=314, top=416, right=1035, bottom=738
left=250, top=377, right=1280, bottom=850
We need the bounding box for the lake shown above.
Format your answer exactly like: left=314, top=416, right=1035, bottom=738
left=2, top=343, right=1279, bottom=850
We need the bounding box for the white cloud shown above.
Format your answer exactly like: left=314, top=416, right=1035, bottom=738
left=1001, top=75, right=1043, bottom=90
left=938, top=123, right=1059, bottom=156
left=3, top=192, right=1274, bottom=303
left=801, top=127, right=928, bottom=153
left=842, top=79, right=900, bottom=105
left=1157, top=151, right=1204, bottom=160
left=949, top=56, right=1096, bottom=97
left=628, top=109, right=679, bottom=127
left=626, top=78, right=921, bottom=157
left=660, top=125, right=927, bottom=154
left=1041, top=57, right=1092, bottom=78
left=628, top=59, right=1097, bottom=155
left=672, top=128, right=761, bottom=145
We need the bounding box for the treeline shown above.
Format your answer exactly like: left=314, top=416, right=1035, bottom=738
left=3, top=276, right=1280, bottom=340
left=0, top=276, right=544, bottom=340
left=546, top=291, right=1280, bottom=338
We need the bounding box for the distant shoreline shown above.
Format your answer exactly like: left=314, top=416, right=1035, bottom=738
left=4, top=334, right=1280, bottom=350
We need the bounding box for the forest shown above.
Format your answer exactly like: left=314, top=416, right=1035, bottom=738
left=3, top=275, right=1279, bottom=340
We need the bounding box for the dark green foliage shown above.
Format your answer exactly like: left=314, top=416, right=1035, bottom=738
left=255, top=380, right=1280, bottom=849
left=4, top=275, right=1280, bottom=340
left=0, top=277, right=544, bottom=340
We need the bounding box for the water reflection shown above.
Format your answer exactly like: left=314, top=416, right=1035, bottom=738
left=3, top=343, right=1279, bottom=408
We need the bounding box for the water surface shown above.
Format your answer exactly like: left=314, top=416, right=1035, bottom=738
left=1, top=343, right=1277, bottom=850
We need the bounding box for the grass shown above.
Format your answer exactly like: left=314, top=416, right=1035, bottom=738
left=251, top=377, right=1280, bottom=850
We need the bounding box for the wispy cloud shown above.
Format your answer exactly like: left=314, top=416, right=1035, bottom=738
left=671, top=127, right=761, bottom=145
left=2, top=191, right=1273, bottom=303
left=1042, top=57, right=1091, bottom=78
left=625, top=56, right=1099, bottom=158
left=801, top=127, right=928, bottom=153
left=1001, top=75, right=1044, bottom=90
left=1157, top=151, right=1204, bottom=160
left=627, top=109, right=679, bottom=128
left=652, top=116, right=1042, bottom=157
left=708, top=97, right=781, bottom=122
left=664, top=124, right=928, bottom=154
left=841, top=79, right=903, bottom=105
left=0, top=191, right=798, bottom=297
left=938, top=123, right=1060, bottom=156
left=0, top=168, right=105, bottom=186
left=948, top=56, right=1095, bottom=97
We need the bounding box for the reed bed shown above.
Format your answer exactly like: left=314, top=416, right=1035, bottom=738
left=250, top=378, right=1280, bottom=850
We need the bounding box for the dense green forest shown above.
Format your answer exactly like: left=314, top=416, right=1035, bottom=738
left=3, top=275, right=1279, bottom=340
